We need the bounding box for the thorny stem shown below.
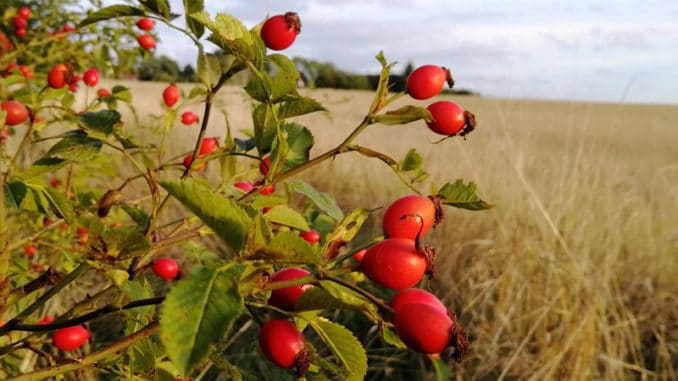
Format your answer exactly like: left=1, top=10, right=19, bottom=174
left=6, top=321, right=159, bottom=381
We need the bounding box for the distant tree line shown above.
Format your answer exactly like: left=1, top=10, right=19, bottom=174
left=132, top=55, right=477, bottom=95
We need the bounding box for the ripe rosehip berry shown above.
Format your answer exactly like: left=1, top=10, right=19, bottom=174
left=50, top=178, right=60, bottom=188
left=76, top=227, right=89, bottom=235
left=406, top=65, right=453, bottom=100
left=233, top=181, right=254, bottom=192
left=392, top=303, right=453, bottom=354
left=258, top=319, right=309, bottom=373
left=267, top=268, right=312, bottom=310
left=137, top=34, right=155, bottom=50
left=19, top=65, right=31, bottom=78
left=300, top=230, right=320, bottom=244
left=163, top=83, right=179, bottom=107
left=259, top=184, right=275, bottom=195
left=12, top=16, right=27, bottom=30
left=62, top=24, right=75, bottom=33
left=352, top=249, right=366, bottom=262
left=136, top=17, right=154, bottom=31
left=18, top=7, right=32, bottom=19
left=53, top=326, right=90, bottom=351
left=69, top=83, right=78, bottom=92
left=24, top=246, right=36, bottom=255
left=182, top=154, right=206, bottom=171
left=152, top=257, right=179, bottom=280
left=259, top=156, right=271, bottom=175
left=426, top=100, right=466, bottom=136
left=48, top=63, right=71, bottom=89
left=83, top=67, right=99, bottom=87
left=181, top=111, right=198, bottom=125
left=38, top=315, right=54, bottom=325
left=260, top=12, right=301, bottom=51
left=199, top=137, right=218, bottom=156
left=97, top=88, right=111, bottom=98
left=1, top=100, right=29, bottom=126
left=360, top=238, right=427, bottom=290
left=15, top=28, right=27, bottom=38
left=383, top=195, right=437, bottom=240
left=390, top=288, right=448, bottom=315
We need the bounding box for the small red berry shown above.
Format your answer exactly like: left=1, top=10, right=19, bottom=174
left=15, top=28, right=27, bottom=38
left=38, top=315, right=54, bottom=325
left=260, top=13, right=301, bottom=51
left=1, top=101, right=29, bottom=126
left=383, top=195, right=437, bottom=240
left=300, top=230, right=320, bottom=244
left=360, top=238, right=427, bottom=290
left=181, top=111, right=198, bottom=125
left=267, top=268, right=312, bottom=310
left=18, top=7, right=32, bottom=19
left=53, top=326, right=90, bottom=351
left=259, top=156, right=271, bottom=175
left=12, top=16, right=27, bottom=30
left=182, top=154, right=206, bottom=171
left=406, top=65, right=451, bottom=100
left=258, top=319, right=308, bottom=371
left=137, top=34, right=156, bottom=50
left=233, top=181, right=254, bottom=192
left=76, top=227, right=89, bottom=235
left=136, top=17, right=154, bottom=31
left=83, top=68, right=99, bottom=87
left=199, top=137, right=218, bottom=156
left=24, top=246, right=36, bottom=255
left=62, top=24, right=75, bottom=33
left=50, top=178, right=60, bottom=188
left=97, top=88, right=111, bottom=98
left=48, top=64, right=71, bottom=89
left=426, top=101, right=467, bottom=136
left=392, top=303, right=453, bottom=354
left=259, top=184, right=275, bottom=195
left=163, top=83, right=179, bottom=107
left=390, top=288, right=448, bottom=316
left=152, top=257, right=179, bottom=280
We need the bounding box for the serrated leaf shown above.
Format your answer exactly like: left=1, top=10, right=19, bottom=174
left=160, top=265, right=243, bottom=375
left=112, top=85, right=132, bottom=102
left=197, top=52, right=222, bottom=89
left=245, top=75, right=272, bottom=102
left=160, top=179, right=255, bottom=252
left=140, top=0, right=171, bottom=19
left=309, top=318, right=368, bottom=381
left=4, top=182, right=37, bottom=212
left=437, top=180, right=493, bottom=210
left=44, top=132, right=103, bottom=161
left=254, top=231, right=322, bottom=264
left=78, top=110, right=121, bottom=135
left=321, top=209, right=368, bottom=259
left=121, top=205, right=150, bottom=228
left=400, top=148, right=423, bottom=171
left=262, top=205, right=310, bottom=231
left=289, top=181, right=344, bottom=221
left=80, top=5, right=144, bottom=27
left=268, top=54, right=300, bottom=102
left=184, top=1, right=205, bottom=38
left=44, top=187, right=75, bottom=223
left=319, top=281, right=371, bottom=309
left=381, top=326, right=407, bottom=349
left=89, top=225, right=151, bottom=260
left=280, top=123, right=313, bottom=171
left=295, top=287, right=345, bottom=312
left=278, top=97, right=326, bottom=120
left=210, top=356, right=243, bottom=381
left=19, top=157, right=68, bottom=180
left=252, top=102, right=277, bottom=153
left=213, top=13, right=248, bottom=41
left=372, top=105, right=432, bottom=125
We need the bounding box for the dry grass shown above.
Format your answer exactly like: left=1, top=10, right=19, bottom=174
left=99, top=81, right=678, bottom=380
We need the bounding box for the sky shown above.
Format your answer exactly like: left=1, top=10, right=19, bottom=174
left=97, top=0, right=678, bottom=104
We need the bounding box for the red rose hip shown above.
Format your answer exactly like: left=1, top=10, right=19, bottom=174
left=260, top=12, right=301, bottom=51
left=152, top=257, right=179, bottom=280
left=53, top=326, right=90, bottom=351
left=136, top=17, right=154, bottom=31
left=360, top=238, right=427, bottom=290
left=83, top=68, right=99, bottom=86
left=181, top=111, right=198, bottom=125
left=383, top=195, right=437, bottom=240
left=267, top=268, right=312, bottom=310
left=426, top=101, right=467, bottom=136
left=163, top=83, right=179, bottom=107
left=406, top=65, right=452, bottom=100
left=1, top=101, right=29, bottom=126
left=258, top=319, right=308, bottom=372
left=137, top=34, right=155, bottom=50
left=392, top=303, right=453, bottom=354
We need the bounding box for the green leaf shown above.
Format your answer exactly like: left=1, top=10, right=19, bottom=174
left=210, top=356, right=243, bottom=381
left=252, top=102, right=277, bottom=153
left=112, top=85, right=132, bottom=102
left=44, top=131, right=103, bottom=161
left=197, top=52, right=222, bottom=89
left=160, top=265, right=243, bottom=375
left=184, top=1, right=205, bottom=38
left=79, top=5, right=145, bottom=27
left=431, top=355, right=451, bottom=381
left=139, top=0, right=171, bottom=19
left=78, top=110, right=121, bottom=136
left=319, top=281, right=371, bottom=310
left=254, top=231, right=322, bottom=264
left=268, top=54, right=300, bottom=102
left=321, top=209, right=368, bottom=260
left=245, top=74, right=272, bottom=102
left=160, top=179, right=255, bottom=252
left=369, top=51, right=397, bottom=114
left=88, top=224, right=151, bottom=260
left=289, top=181, right=344, bottom=221
left=4, top=182, right=38, bottom=212
left=381, top=326, right=407, bottom=349
left=295, top=287, right=345, bottom=312
left=278, top=97, right=326, bottom=120
left=309, top=318, right=368, bottom=381
left=399, top=149, right=429, bottom=184
left=43, top=187, right=75, bottom=223
left=19, top=157, right=68, bottom=180
left=262, top=205, right=310, bottom=231
left=213, top=13, right=248, bottom=41
left=280, top=123, right=313, bottom=171
left=372, top=105, right=432, bottom=125
left=437, top=180, right=493, bottom=210
left=121, top=205, right=150, bottom=228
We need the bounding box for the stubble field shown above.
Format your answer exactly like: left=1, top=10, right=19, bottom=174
left=99, top=80, right=678, bottom=380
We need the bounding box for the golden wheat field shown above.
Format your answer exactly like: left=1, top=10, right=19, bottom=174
left=90, top=80, right=678, bottom=380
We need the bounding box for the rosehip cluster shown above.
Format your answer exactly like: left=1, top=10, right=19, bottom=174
left=406, top=65, right=476, bottom=137
left=136, top=17, right=156, bottom=50
left=182, top=137, right=219, bottom=171
left=11, top=7, right=32, bottom=38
